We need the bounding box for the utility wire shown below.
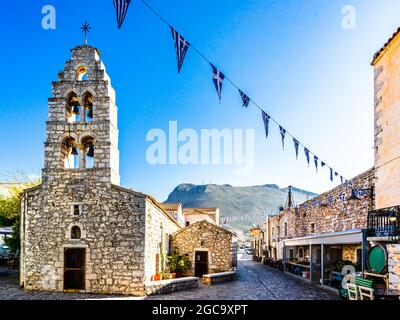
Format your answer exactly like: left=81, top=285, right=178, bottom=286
left=140, top=0, right=348, bottom=182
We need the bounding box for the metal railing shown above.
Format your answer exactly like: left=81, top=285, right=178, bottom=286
left=367, top=206, right=400, bottom=239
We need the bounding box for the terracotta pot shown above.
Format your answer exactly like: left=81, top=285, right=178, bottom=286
left=170, top=273, right=176, bottom=279
left=154, top=274, right=161, bottom=281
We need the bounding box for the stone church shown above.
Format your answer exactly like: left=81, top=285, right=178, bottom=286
left=19, top=45, right=181, bottom=295
left=20, top=44, right=236, bottom=295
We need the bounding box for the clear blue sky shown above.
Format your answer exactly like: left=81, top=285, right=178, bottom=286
left=0, top=0, right=399, bottom=201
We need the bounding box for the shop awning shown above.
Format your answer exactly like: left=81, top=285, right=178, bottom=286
left=283, top=229, right=363, bottom=246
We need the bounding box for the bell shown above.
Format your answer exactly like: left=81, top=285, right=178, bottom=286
left=87, top=108, right=93, bottom=119
left=87, top=145, right=94, bottom=158
left=71, top=146, right=79, bottom=156
left=70, top=96, right=80, bottom=106
left=72, top=105, right=80, bottom=115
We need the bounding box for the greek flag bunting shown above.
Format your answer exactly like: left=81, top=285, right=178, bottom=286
left=321, top=161, right=326, bottom=168
left=314, top=155, right=318, bottom=172
left=304, top=147, right=310, bottom=166
left=262, top=111, right=270, bottom=140
left=171, top=27, right=190, bottom=73
left=293, top=138, right=299, bottom=159
left=330, top=168, right=333, bottom=181
left=113, top=0, right=132, bottom=29
left=211, top=64, right=225, bottom=103
left=279, top=126, right=286, bottom=150
left=239, top=90, right=250, bottom=107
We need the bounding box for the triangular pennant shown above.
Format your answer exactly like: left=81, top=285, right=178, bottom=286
left=210, top=64, right=225, bottom=103
left=314, top=155, right=318, bottom=172
left=262, top=111, right=270, bottom=140
left=321, top=161, right=326, bottom=168
left=279, top=126, right=286, bottom=150
left=239, top=90, right=250, bottom=107
left=171, top=27, right=190, bottom=73
left=113, top=0, right=132, bottom=29
left=293, top=138, right=299, bottom=159
left=304, top=148, right=310, bottom=166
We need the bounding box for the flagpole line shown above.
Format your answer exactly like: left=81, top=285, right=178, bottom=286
left=139, top=0, right=348, bottom=182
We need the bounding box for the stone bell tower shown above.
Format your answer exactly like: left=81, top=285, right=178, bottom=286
left=44, top=44, right=120, bottom=185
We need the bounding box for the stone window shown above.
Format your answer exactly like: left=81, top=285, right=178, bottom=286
left=66, top=92, right=81, bottom=123
left=82, top=92, right=93, bottom=123
left=284, top=222, right=288, bottom=237
left=310, top=223, right=315, bottom=234
left=76, top=66, right=88, bottom=81
left=62, top=137, right=80, bottom=169
left=82, top=136, right=95, bottom=169
left=72, top=204, right=81, bottom=216
left=71, top=226, right=81, bottom=239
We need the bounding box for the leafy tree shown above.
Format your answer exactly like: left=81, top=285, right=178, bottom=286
left=0, top=174, right=40, bottom=252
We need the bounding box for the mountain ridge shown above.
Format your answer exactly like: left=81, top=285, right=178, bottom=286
left=165, top=183, right=318, bottom=237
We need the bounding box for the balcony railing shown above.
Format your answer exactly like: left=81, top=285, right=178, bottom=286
left=367, top=206, right=400, bottom=239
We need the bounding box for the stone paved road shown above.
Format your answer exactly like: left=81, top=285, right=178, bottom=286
left=0, top=253, right=338, bottom=300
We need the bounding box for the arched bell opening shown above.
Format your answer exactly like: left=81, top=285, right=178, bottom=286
left=66, top=92, right=81, bottom=123
left=62, top=137, right=80, bottom=169
left=76, top=66, right=88, bottom=81
left=82, top=92, right=94, bottom=123
left=82, top=136, right=95, bottom=169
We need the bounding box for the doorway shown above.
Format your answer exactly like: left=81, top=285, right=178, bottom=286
left=64, top=248, right=86, bottom=291
left=194, top=251, right=208, bottom=277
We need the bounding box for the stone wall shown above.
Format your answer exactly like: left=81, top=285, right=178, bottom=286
left=144, top=277, right=199, bottom=296
left=342, top=244, right=361, bottom=263
left=20, top=180, right=150, bottom=295
left=171, top=220, right=234, bottom=275
left=372, top=32, right=400, bottom=209
left=268, top=169, right=374, bottom=246
left=387, top=244, right=400, bottom=291
left=144, top=198, right=180, bottom=282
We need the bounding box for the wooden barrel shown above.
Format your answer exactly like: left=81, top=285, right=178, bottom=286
left=367, top=245, right=388, bottom=274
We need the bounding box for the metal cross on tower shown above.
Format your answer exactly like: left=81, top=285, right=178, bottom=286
left=80, top=21, right=91, bottom=45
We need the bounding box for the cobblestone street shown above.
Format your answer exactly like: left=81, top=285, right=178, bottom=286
left=0, top=252, right=338, bottom=300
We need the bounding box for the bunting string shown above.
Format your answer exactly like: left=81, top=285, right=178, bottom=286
left=121, top=0, right=348, bottom=185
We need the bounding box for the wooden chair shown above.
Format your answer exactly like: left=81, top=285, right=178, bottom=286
left=356, top=278, right=374, bottom=300
left=347, top=283, right=359, bottom=300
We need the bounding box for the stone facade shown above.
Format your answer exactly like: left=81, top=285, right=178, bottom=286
left=20, top=44, right=180, bottom=295
left=171, top=220, right=237, bottom=275
left=387, top=244, right=400, bottom=291
left=372, top=31, right=400, bottom=210
left=267, top=169, right=374, bottom=260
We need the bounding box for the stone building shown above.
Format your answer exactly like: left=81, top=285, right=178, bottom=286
left=171, top=220, right=237, bottom=277
left=259, top=27, right=400, bottom=291
left=19, top=44, right=181, bottom=295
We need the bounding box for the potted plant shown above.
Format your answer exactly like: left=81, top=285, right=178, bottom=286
left=166, top=253, right=192, bottom=278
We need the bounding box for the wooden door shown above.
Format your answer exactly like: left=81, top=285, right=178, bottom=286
left=195, top=251, right=208, bottom=277
left=64, top=248, right=85, bottom=291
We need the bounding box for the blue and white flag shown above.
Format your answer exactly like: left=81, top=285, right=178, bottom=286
left=340, top=176, right=344, bottom=184
left=279, top=126, right=286, bottom=150
left=262, top=111, right=270, bottom=140
left=304, top=147, right=310, bottom=166
left=239, top=90, right=250, bottom=107
left=211, top=64, right=225, bottom=103
left=328, top=196, right=333, bottom=205
left=330, top=168, right=333, bottom=181
left=171, top=27, right=190, bottom=73
left=314, top=155, right=318, bottom=172
left=113, top=0, right=132, bottom=29
left=321, top=161, right=326, bottom=168
left=293, top=138, right=299, bottom=159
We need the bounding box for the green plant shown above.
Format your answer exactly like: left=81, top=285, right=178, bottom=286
left=166, top=253, right=192, bottom=274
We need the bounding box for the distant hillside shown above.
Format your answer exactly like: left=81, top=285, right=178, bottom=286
left=165, top=184, right=318, bottom=238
